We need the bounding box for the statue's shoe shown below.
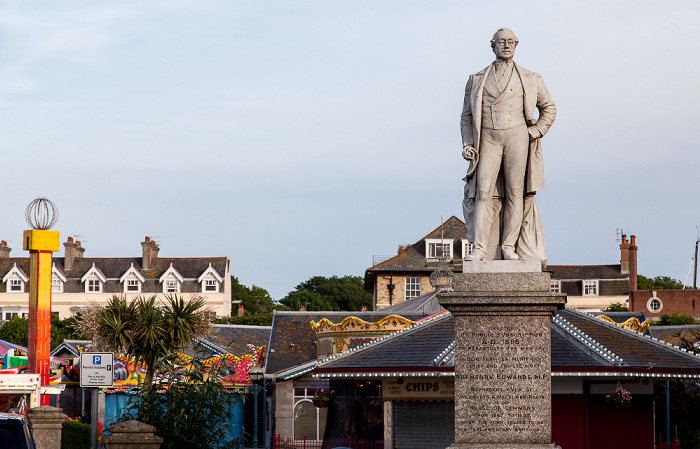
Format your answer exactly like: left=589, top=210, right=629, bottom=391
left=464, top=251, right=486, bottom=261
left=502, top=249, right=520, bottom=260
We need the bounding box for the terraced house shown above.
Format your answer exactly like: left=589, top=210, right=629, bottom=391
left=0, top=236, right=230, bottom=318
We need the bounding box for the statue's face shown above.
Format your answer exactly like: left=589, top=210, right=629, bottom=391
left=492, top=30, right=517, bottom=61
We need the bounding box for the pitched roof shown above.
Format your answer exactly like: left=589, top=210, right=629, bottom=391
left=0, top=257, right=227, bottom=280
left=265, top=311, right=429, bottom=375
left=379, top=292, right=445, bottom=315
left=366, top=216, right=466, bottom=273
left=648, top=325, right=700, bottom=347
left=199, top=324, right=272, bottom=357
left=309, top=308, right=700, bottom=379
left=547, top=265, right=627, bottom=280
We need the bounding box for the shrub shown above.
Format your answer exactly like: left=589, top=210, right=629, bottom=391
left=61, top=420, right=90, bottom=449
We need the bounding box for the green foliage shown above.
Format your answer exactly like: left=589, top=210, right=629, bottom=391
left=212, top=314, right=273, bottom=326
left=0, top=317, right=28, bottom=347
left=637, top=274, right=686, bottom=290
left=231, top=276, right=276, bottom=316
left=119, top=352, right=244, bottom=449
left=0, top=315, right=81, bottom=349
left=280, top=275, right=372, bottom=311
left=74, top=295, right=212, bottom=380
left=601, top=302, right=629, bottom=312
left=656, top=312, right=696, bottom=326
left=61, top=420, right=90, bottom=449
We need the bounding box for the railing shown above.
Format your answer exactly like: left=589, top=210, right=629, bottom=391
left=272, top=434, right=383, bottom=449
left=372, top=255, right=393, bottom=266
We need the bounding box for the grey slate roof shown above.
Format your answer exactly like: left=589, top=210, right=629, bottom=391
left=379, top=292, right=445, bottom=315
left=547, top=265, right=627, bottom=280
left=198, top=324, right=272, bottom=357
left=265, top=311, right=429, bottom=375
left=648, top=325, right=700, bottom=347
left=310, top=308, right=700, bottom=378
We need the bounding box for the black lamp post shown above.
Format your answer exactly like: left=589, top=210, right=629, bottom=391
left=248, top=366, right=264, bottom=447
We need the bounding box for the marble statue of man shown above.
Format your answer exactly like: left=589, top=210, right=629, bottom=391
left=461, top=28, right=556, bottom=262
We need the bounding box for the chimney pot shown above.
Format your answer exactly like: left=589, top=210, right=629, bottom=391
left=237, top=304, right=245, bottom=317
left=76, top=241, right=81, bottom=247
left=68, top=237, right=74, bottom=243
left=1, top=240, right=6, bottom=246
left=145, top=236, right=150, bottom=242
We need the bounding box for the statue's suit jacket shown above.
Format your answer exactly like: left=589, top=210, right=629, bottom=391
left=461, top=62, right=556, bottom=198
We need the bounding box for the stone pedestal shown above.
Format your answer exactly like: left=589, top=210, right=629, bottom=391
left=27, top=406, right=66, bottom=449
left=102, top=420, right=163, bottom=449
left=438, top=269, right=565, bottom=449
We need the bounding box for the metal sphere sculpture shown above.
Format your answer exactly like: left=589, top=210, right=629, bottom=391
left=25, top=198, right=59, bottom=230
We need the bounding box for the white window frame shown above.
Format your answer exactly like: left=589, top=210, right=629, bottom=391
left=405, top=276, right=422, bottom=300
left=81, top=263, right=107, bottom=294
left=159, top=263, right=184, bottom=294
left=647, top=292, right=663, bottom=313
left=582, top=280, right=599, bottom=296
left=293, top=387, right=329, bottom=441
left=550, top=280, right=561, bottom=294
left=461, top=239, right=474, bottom=258
left=120, top=263, right=145, bottom=294
left=198, top=263, right=223, bottom=294
left=51, top=264, right=66, bottom=293
left=425, top=238, right=454, bottom=261
left=3, top=263, right=28, bottom=294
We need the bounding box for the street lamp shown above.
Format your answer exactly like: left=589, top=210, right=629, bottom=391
left=248, top=367, right=264, bottom=447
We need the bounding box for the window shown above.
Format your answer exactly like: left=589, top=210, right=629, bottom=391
left=462, top=239, right=474, bottom=258
left=126, top=279, right=139, bottom=292
left=51, top=278, right=63, bottom=293
left=293, top=387, right=329, bottom=440
left=405, top=277, right=421, bottom=300
left=4, top=313, right=18, bottom=320
left=87, top=279, right=101, bottom=293
left=165, top=280, right=179, bottom=293
left=9, top=279, right=22, bottom=292
left=582, top=280, right=598, bottom=296
left=204, top=279, right=217, bottom=292
left=647, top=295, right=663, bottom=313
left=550, top=281, right=561, bottom=294
left=425, top=239, right=454, bottom=261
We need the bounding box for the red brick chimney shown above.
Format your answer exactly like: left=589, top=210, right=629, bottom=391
left=64, top=237, right=85, bottom=271
left=361, top=306, right=367, bottom=312
left=628, top=235, right=638, bottom=291
left=620, top=235, right=630, bottom=275
left=141, top=236, right=160, bottom=270
left=0, top=240, right=10, bottom=258
left=237, top=304, right=245, bottom=317
left=300, top=304, right=306, bottom=312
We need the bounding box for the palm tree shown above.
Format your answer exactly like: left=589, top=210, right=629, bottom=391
left=75, top=294, right=212, bottom=381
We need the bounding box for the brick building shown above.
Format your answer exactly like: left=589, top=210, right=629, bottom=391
left=630, top=289, right=700, bottom=320
left=365, top=218, right=637, bottom=312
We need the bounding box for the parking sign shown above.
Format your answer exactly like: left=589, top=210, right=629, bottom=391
left=79, top=353, right=114, bottom=387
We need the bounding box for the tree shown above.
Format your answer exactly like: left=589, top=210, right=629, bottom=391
left=119, top=352, right=244, bottom=449
left=280, top=290, right=334, bottom=311
left=73, top=295, right=212, bottom=380
left=0, top=317, right=28, bottom=347
left=656, top=312, right=696, bottom=326
left=280, top=275, right=372, bottom=311
left=230, top=276, right=276, bottom=315
left=638, top=275, right=686, bottom=290
left=601, top=302, right=629, bottom=312
left=0, top=315, right=83, bottom=349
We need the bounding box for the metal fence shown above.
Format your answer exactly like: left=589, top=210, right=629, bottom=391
left=272, top=434, right=383, bottom=449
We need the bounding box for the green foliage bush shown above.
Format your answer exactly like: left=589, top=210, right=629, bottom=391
left=120, top=352, right=244, bottom=449
left=601, top=302, right=629, bottom=312
left=656, top=312, right=696, bottom=326
left=61, top=420, right=90, bottom=449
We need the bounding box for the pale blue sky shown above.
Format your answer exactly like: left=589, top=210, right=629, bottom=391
left=1, top=1, right=699, bottom=300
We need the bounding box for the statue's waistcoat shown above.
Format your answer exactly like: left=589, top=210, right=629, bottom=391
left=481, top=67, right=526, bottom=131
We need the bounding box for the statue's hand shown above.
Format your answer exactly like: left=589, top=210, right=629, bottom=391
left=528, top=126, right=541, bottom=141
left=462, top=146, right=477, bottom=161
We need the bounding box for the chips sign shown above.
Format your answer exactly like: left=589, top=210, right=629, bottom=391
left=80, top=353, right=114, bottom=387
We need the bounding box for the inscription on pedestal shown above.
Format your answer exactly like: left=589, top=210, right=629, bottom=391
left=454, top=315, right=551, bottom=444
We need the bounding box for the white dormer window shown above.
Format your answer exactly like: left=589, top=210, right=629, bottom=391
left=159, top=264, right=184, bottom=294
left=3, top=263, right=28, bottom=294
left=120, top=263, right=146, bottom=294
left=81, top=264, right=107, bottom=294
left=461, top=239, right=474, bottom=258
left=198, top=263, right=223, bottom=293
left=583, top=280, right=599, bottom=296
left=425, top=239, right=454, bottom=261
left=52, top=264, right=67, bottom=293
left=550, top=280, right=561, bottom=294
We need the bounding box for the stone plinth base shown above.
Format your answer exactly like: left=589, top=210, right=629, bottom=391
left=102, top=420, right=163, bottom=449
left=447, top=444, right=561, bottom=449
left=27, top=406, right=66, bottom=449
left=439, top=272, right=566, bottom=449
left=462, top=260, right=543, bottom=273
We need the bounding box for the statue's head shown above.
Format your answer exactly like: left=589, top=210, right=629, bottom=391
left=490, top=28, right=518, bottom=62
